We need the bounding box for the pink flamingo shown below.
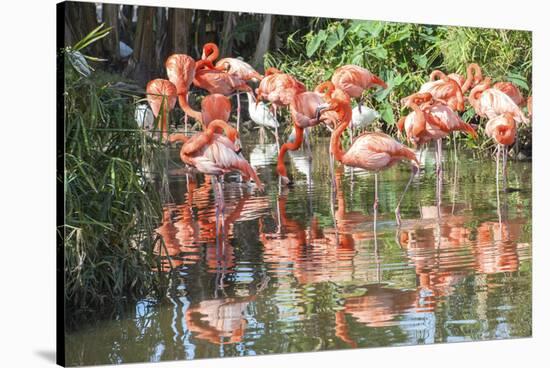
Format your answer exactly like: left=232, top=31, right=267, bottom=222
left=493, top=81, right=525, bottom=107
left=165, top=54, right=196, bottom=132
left=430, top=63, right=483, bottom=94
left=201, top=43, right=263, bottom=131
left=469, top=77, right=528, bottom=124
left=201, top=43, right=262, bottom=82
left=276, top=89, right=327, bottom=185
left=331, top=64, right=387, bottom=112
left=410, top=75, right=465, bottom=112
left=256, top=67, right=306, bottom=116
left=193, top=59, right=252, bottom=132
left=145, top=79, right=178, bottom=139
left=318, top=84, right=419, bottom=225
left=168, top=120, right=263, bottom=211
left=402, top=92, right=476, bottom=172
left=485, top=112, right=517, bottom=187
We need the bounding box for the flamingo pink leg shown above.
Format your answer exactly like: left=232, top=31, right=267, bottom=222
left=236, top=93, right=241, bottom=133
left=395, top=165, right=418, bottom=226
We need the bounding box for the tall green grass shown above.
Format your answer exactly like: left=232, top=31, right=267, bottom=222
left=62, top=25, right=166, bottom=322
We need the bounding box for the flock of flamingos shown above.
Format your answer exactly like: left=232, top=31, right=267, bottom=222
left=142, top=42, right=532, bottom=225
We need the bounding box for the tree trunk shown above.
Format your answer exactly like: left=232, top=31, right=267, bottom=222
left=124, top=6, right=156, bottom=85
left=252, top=14, right=273, bottom=72
left=102, top=3, right=120, bottom=63
left=155, top=7, right=168, bottom=75
left=119, top=5, right=134, bottom=46
left=167, top=8, right=193, bottom=55
left=194, top=10, right=207, bottom=58
left=219, top=12, right=236, bottom=57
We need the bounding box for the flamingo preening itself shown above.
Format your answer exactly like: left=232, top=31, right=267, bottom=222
left=255, top=67, right=306, bottom=115
left=430, top=63, right=483, bottom=94
left=168, top=120, right=263, bottom=210
left=469, top=77, right=529, bottom=124
left=276, top=89, right=327, bottom=185
left=493, top=81, right=525, bottom=107
left=318, top=83, right=419, bottom=225
left=145, top=79, right=178, bottom=139
left=409, top=74, right=465, bottom=112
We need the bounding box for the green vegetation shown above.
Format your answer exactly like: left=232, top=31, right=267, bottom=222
left=265, top=20, right=532, bottom=153
left=62, top=26, right=166, bottom=322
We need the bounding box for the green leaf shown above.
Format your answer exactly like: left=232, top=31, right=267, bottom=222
left=384, top=28, right=411, bottom=45
left=413, top=54, right=428, bottom=68
left=506, top=73, right=529, bottom=91
left=306, top=30, right=327, bottom=57
left=370, top=46, right=388, bottom=60
left=379, top=102, right=395, bottom=124
left=363, top=21, right=384, bottom=38
left=325, top=25, right=345, bottom=52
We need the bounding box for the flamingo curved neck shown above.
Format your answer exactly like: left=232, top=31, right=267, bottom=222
left=277, top=125, right=304, bottom=178
left=202, top=43, right=219, bottom=63
left=462, top=63, right=482, bottom=93
left=469, top=80, right=490, bottom=111
left=430, top=70, right=446, bottom=81
left=409, top=102, right=426, bottom=137
left=206, top=120, right=238, bottom=143
left=177, top=91, right=203, bottom=126
left=330, top=110, right=351, bottom=163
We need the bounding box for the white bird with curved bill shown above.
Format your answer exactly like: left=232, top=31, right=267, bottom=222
left=246, top=92, right=280, bottom=148
left=349, top=106, right=380, bottom=145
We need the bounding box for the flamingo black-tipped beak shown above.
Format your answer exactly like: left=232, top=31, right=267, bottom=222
left=315, top=103, right=330, bottom=122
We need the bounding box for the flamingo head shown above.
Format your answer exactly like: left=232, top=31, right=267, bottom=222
left=201, top=43, right=219, bottom=60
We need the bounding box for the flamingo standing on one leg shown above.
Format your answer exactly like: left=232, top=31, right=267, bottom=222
left=484, top=112, right=517, bottom=189
left=318, top=85, right=419, bottom=225
left=146, top=79, right=178, bottom=139
left=168, top=120, right=263, bottom=211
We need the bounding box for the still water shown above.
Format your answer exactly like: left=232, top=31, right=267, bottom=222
left=66, top=138, right=532, bottom=366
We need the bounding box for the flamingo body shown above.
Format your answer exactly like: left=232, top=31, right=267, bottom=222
left=493, top=81, right=525, bottom=107
left=256, top=70, right=306, bottom=107
left=331, top=65, right=387, bottom=99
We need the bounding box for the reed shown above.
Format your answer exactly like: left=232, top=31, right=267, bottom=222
left=62, top=25, right=167, bottom=323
